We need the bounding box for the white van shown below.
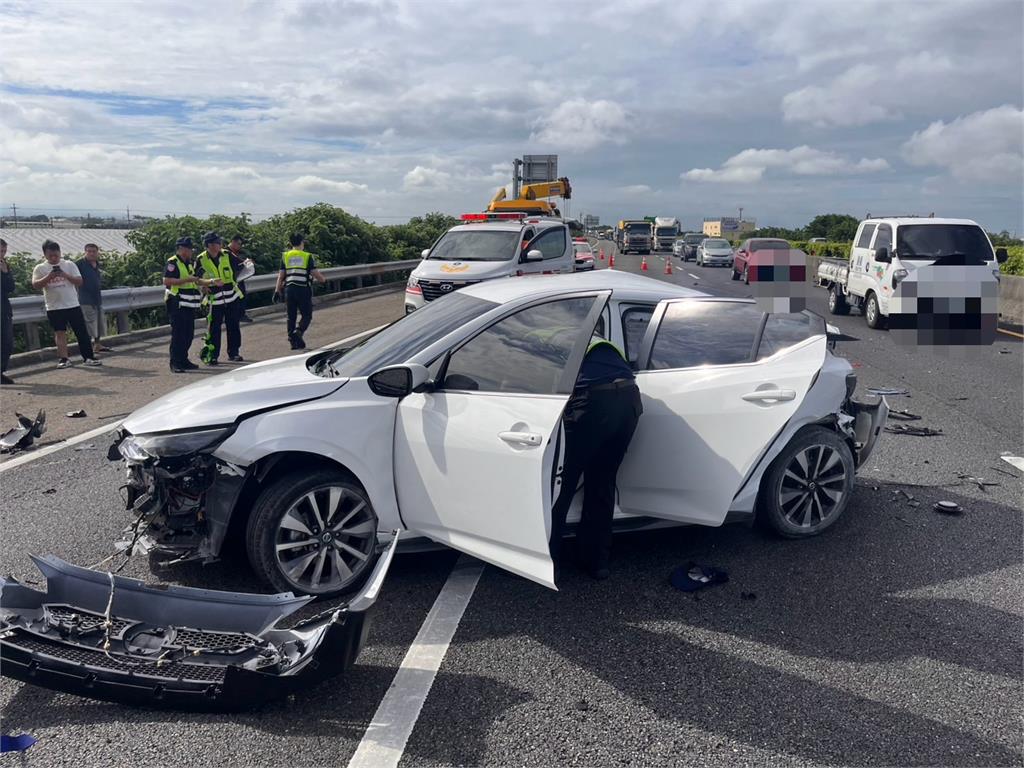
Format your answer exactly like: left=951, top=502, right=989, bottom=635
left=405, top=214, right=574, bottom=312
left=818, top=217, right=1007, bottom=328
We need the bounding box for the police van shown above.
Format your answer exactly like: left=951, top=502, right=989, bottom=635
left=404, top=213, right=574, bottom=312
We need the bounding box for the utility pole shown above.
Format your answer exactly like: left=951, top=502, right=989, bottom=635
left=10, top=203, right=17, bottom=226
left=511, top=158, right=523, bottom=199
left=126, top=205, right=131, bottom=222
left=738, top=206, right=744, bottom=223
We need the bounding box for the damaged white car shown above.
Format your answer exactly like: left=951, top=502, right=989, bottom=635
left=101, top=270, right=887, bottom=596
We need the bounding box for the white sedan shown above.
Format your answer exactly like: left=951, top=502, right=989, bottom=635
left=112, top=271, right=887, bottom=596
left=696, top=237, right=735, bottom=267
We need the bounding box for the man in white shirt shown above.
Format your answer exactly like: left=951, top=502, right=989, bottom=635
left=31, top=239, right=101, bottom=368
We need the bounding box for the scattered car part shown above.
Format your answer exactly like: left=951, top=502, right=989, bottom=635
left=670, top=563, right=728, bottom=592
left=65, top=409, right=87, bottom=418
left=885, top=424, right=942, bottom=437
left=0, top=533, right=398, bottom=711
left=933, top=501, right=963, bottom=515
left=867, top=387, right=909, bottom=397
left=887, top=408, right=921, bottom=421
left=0, top=410, right=46, bottom=453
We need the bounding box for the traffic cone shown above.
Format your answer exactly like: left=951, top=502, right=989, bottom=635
left=609, top=251, right=615, bottom=268
left=664, top=254, right=673, bottom=275
left=598, top=247, right=605, bottom=261
left=641, top=254, right=648, bottom=271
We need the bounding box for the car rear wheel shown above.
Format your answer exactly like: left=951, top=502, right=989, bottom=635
left=731, top=264, right=741, bottom=280
left=864, top=292, right=885, bottom=329
left=828, top=285, right=850, bottom=315
left=759, top=427, right=854, bottom=538
left=743, top=265, right=749, bottom=284
left=246, top=469, right=378, bottom=597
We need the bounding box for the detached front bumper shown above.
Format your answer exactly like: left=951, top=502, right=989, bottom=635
left=0, top=534, right=398, bottom=711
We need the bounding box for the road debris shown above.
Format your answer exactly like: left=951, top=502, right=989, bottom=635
left=65, top=409, right=87, bottom=418
left=933, top=501, right=963, bottom=515
left=990, top=464, right=1021, bottom=478
left=740, top=591, right=757, bottom=601
left=867, top=386, right=909, bottom=396
left=888, top=408, right=922, bottom=421
left=0, top=733, right=37, bottom=753
left=670, top=563, right=729, bottom=592
left=42, top=488, right=56, bottom=495
left=0, top=410, right=46, bottom=453
left=885, top=424, right=942, bottom=437
left=957, top=474, right=999, bottom=492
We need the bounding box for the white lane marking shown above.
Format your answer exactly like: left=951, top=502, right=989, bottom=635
left=1000, top=455, right=1024, bottom=472
left=348, top=556, right=484, bottom=768
left=688, top=273, right=701, bottom=280
left=0, top=326, right=389, bottom=474
left=0, top=420, right=122, bottom=473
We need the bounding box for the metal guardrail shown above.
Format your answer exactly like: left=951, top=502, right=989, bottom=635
left=10, top=260, right=419, bottom=350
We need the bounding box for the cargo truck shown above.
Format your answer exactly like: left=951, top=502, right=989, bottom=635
left=653, top=217, right=681, bottom=251
left=618, top=220, right=653, bottom=254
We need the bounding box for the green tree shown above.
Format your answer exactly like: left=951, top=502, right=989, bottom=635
left=805, top=214, right=859, bottom=242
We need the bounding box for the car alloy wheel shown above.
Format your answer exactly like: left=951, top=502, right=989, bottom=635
left=248, top=470, right=378, bottom=596
left=828, top=286, right=849, bottom=315
left=759, top=426, right=854, bottom=538
left=743, top=265, right=749, bottom=284
left=865, top=292, right=884, bottom=328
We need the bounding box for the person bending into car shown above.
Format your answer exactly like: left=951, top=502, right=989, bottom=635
left=549, top=337, right=643, bottom=579
left=31, top=239, right=101, bottom=368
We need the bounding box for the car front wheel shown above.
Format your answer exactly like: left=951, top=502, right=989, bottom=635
left=246, top=469, right=379, bottom=597
left=759, top=427, right=855, bottom=538
left=864, top=292, right=885, bottom=329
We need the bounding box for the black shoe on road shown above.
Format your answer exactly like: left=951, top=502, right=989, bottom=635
left=169, top=363, right=186, bottom=373
left=182, top=360, right=199, bottom=369
left=240, top=315, right=254, bottom=323
left=205, top=359, right=219, bottom=367
left=229, top=355, right=244, bottom=362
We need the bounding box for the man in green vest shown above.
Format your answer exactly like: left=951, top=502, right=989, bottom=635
left=195, top=231, right=244, bottom=365
left=549, top=336, right=643, bottom=580
left=163, top=237, right=217, bottom=372
left=273, top=232, right=326, bottom=350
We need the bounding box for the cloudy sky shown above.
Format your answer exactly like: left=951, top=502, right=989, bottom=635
left=1, top=0, right=1022, bottom=231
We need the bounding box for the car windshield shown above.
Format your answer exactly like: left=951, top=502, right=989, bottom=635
left=684, top=234, right=705, bottom=244
left=627, top=223, right=650, bottom=233
left=704, top=239, right=730, bottom=248
left=750, top=240, right=790, bottom=251
left=322, top=293, right=498, bottom=378
left=573, top=244, right=592, bottom=254
left=656, top=227, right=676, bottom=236
left=428, top=230, right=519, bottom=262
left=896, top=224, right=992, bottom=261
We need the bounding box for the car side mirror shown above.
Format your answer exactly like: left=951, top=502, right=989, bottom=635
left=522, top=249, right=544, bottom=263
left=420, top=249, right=430, bottom=259
left=368, top=363, right=430, bottom=398
left=996, top=247, right=1008, bottom=264
left=874, top=246, right=891, bottom=263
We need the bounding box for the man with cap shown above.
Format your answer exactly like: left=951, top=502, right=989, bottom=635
left=227, top=234, right=254, bottom=323
left=163, top=237, right=216, bottom=373
left=549, top=335, right=643, bottom=580
left=274, top=232, right=326, bottom=350
left=195, top=231, right=244, bottom=365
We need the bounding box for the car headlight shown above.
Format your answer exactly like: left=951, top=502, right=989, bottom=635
left=118, top=427, right=232, bottom=461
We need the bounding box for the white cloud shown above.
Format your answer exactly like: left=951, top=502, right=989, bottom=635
left=901, top=105, right=1024, bottom=182
left=402, top=166, right=452, bottom=191
left=618, top=184, right=652, bottom=196
left=531, top=99, right=629, bottom=152
left=290, top=175, right=369, bottom=194
left=683, top=146, right=889, bottom=183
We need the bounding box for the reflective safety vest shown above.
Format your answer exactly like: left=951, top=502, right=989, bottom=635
left=587, top=338, right=628, bottom=361
left=164, top=256, right=202, bottom=308
left=282, top=249, right=313, bottom=287
left=197, top=250, right=241, bottom=305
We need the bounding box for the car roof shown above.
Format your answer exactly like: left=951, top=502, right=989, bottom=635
left=448, top=218, right=564, bottom=234
left=460, top=270, right=708, bottom=304
left=862, top=217, right=980, bottom=227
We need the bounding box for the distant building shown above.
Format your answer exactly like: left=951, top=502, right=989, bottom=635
left=0, top=228, right=135, bottom=257
left=703, top=217, right=755, bottom=238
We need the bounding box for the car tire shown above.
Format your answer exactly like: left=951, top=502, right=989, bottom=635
left=246, top=468, right=378, bottom=597
left=743, top=265, right=749, bottom=285
left=758, top=426, right=855, bottom=538
left=731, top=265, right=740, bottom=280
left=828, top=285, right=850, bottom=315
left=864, top=292, right=885, bottom=329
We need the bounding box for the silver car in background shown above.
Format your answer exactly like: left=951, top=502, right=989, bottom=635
left=697, top=237, right=734, bottom=267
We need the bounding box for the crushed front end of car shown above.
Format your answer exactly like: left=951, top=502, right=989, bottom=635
left=0, top=534, right=398, bottom=711
left=109, top=426, right=246, bottom=563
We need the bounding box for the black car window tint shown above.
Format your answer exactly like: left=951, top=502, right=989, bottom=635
left=621, top=306, right=655, bottom=363
left=443, top=297, right=594, bottom=394
left=856, top=224, right=876, bottom=249
left=756, top=312, right=825, bottom=360
left=649, top=302, right=762, bottom=369
left=873, top=224, right=892, bottom=250
left=529, top=228, right=566, bottom=260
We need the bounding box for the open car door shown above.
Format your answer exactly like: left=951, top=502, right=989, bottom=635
left=618, top=298, right=826, bottom=526
left=394, top=292, right=610, bottom=589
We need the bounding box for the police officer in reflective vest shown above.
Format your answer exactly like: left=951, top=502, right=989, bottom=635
left=196, top=231, right=244, bottom=365
left=163, top=237, right=217, bottom=373
left=274, top=233, right=326, bottom=350
left=550, top=337, right=643, bottom=579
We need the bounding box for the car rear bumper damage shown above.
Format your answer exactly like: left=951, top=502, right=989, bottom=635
left=841, top=396, right=888, bottom=467
left=0, top=534, right=399, bottom=711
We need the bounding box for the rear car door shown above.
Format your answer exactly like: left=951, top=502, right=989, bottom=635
left=394, top=292, right=609, bottom=589
left=617, top=299, right=826, bottom=526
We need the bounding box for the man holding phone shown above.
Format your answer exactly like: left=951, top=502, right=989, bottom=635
left=31, top=239, right=101, bottom=368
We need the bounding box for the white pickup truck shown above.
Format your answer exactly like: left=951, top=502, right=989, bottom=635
left=816, top=217, right=1008, bottom=328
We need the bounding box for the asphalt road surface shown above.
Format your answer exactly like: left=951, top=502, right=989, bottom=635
left=1, top=241, right=1021, bottom=767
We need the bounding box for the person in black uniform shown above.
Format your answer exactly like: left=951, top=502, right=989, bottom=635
left=550, top=337, right=643, bottom=579
left=227, top=234, right=254, bottom=323
left=1, top=238, right=15, bottom=385
left=163, top=237, right=214, bottom=373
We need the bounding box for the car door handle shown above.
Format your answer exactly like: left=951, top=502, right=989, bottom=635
left=498, top=431, right=543, bottom=447
left=742, top=389, right=796, bottom=403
